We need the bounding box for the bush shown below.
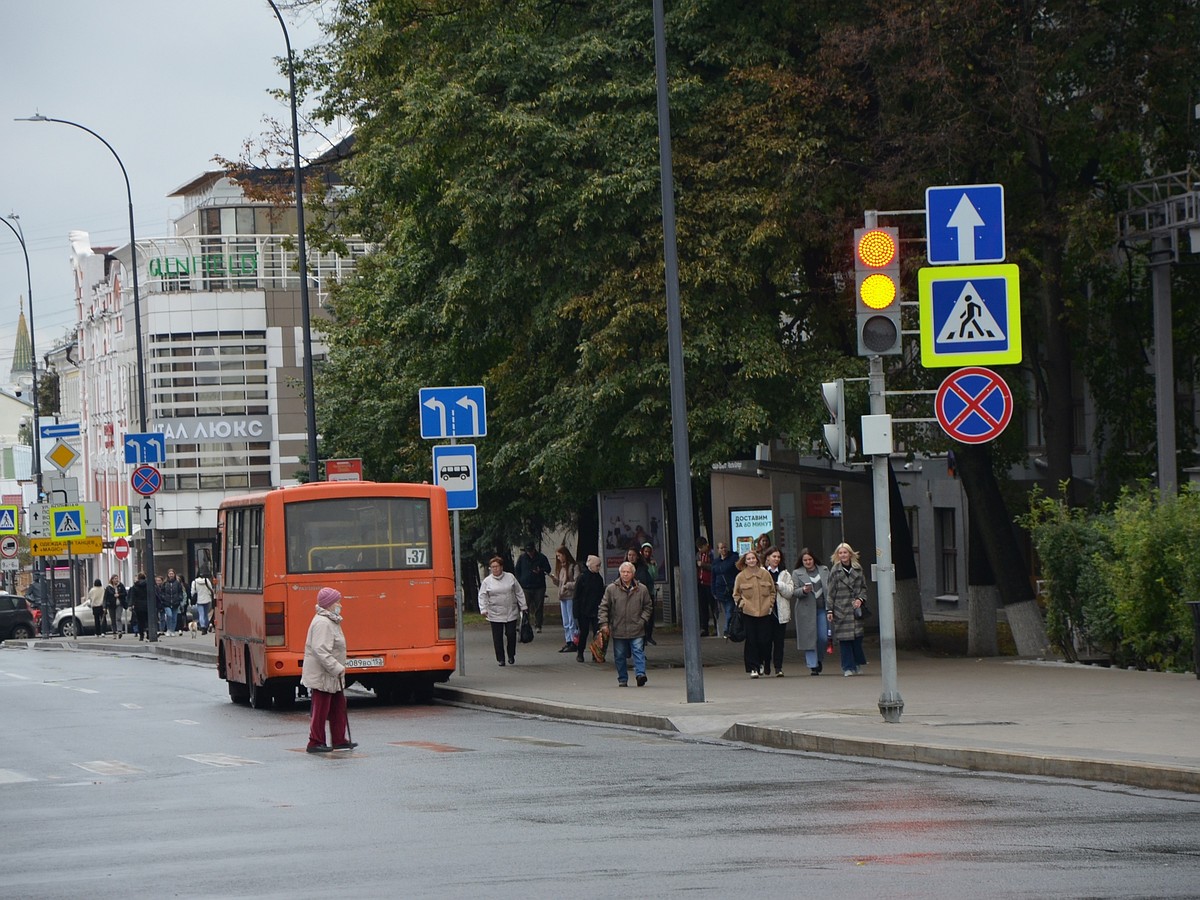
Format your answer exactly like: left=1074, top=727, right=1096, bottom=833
left=1020, top=485, right=1200, bottom=671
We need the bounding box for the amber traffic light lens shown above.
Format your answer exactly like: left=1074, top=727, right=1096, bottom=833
left=856, top=229, right=897, bottom=268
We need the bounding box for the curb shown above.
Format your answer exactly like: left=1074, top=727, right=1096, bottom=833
left=435, top=685, right=679, bottom=733
left=724, top=723, right=1200, bottom=794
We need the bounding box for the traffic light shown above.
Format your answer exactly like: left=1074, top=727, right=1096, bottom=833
left=821, top=379, right=846, bottom=463
left=854, top=226, right=902, bottom=356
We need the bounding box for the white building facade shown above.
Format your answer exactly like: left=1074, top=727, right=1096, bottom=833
left=70, top=173, right=363, bottom=582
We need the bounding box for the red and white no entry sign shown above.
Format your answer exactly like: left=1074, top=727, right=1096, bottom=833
left=935, top=366, right=1013, bottom=444
left=113, top=537, right=130, bottom=560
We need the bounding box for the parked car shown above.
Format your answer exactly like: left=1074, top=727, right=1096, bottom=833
left=0, top=593, right=37, bottom=640
left=53, top=600, right=99, bottom=638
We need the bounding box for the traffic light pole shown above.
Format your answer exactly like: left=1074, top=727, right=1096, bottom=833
left=869, top=355, right=903, bottom=722
left=862, top=210, right=903, bottom=722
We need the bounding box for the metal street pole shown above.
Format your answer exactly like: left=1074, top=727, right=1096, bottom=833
left=16, top=114, right=158, bottom=642
left=863, top=210, right=903, bottom=722
left=0, top=215, right=43, bottom=501
left=266, top=0, right=321, bottom=483
left=652, top=0, right=703, bottom=703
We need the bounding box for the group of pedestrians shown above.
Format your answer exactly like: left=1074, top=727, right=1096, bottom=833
left=477, top=545, right=658, bottom=687
left=475, top=537, right=870, bottom=686
left=77, top=568, right=216, bottom=640
left=733, top=541, right=869, bottom=678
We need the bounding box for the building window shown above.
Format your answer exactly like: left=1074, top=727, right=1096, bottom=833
left=935, top=507, right=957, bottom=596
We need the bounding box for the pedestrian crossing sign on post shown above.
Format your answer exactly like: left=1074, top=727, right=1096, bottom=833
left=51, top=506, right=86, bottom=540
left=110, top=506, right=130, bottom=538
left=0, top=505, right=17, bottom=535
left=917, top=264, right=1022, bottom=368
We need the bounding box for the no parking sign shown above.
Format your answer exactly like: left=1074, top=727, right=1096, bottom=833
left=935, top=367, right=1013, bottom=445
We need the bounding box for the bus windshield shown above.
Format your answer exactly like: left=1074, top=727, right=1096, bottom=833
left=284, top=496, right=433, bottom=574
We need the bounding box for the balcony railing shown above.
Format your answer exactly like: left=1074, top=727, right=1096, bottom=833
left=135, top=233, right=368, bottom=305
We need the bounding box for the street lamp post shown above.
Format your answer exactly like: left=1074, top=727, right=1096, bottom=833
left=266, top=0, right=320, bottom=483
left=16, top=114, right=158, bottom=642
left=0, top=214, right=44, bottom=608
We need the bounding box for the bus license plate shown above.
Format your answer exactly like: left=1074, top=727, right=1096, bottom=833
left=345, top=657, right=384, bottom=669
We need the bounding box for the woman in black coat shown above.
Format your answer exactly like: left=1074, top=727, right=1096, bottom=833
left=572, top=555, right=605, bottom=663
left=129, top=573, right=150, bottom=641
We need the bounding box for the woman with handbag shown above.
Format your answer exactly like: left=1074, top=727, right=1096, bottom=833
left=573, top=555, right=605, bottom=663
left=826, top=542, right=868, bottom=676
left=763, top=548, right=793, bottom=677
left=552, top=546, right=579, bottom=653
left=733, top=550, right=776, bottom=679
left=478, top=556, right=527, bottom=667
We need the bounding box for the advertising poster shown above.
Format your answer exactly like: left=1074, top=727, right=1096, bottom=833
left=598, top=489, right=667, bottom=584
left=729, top=507, right=773, bottom=557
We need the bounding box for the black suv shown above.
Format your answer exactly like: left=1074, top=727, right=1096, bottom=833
left=0, top=593, right=36, bottom=640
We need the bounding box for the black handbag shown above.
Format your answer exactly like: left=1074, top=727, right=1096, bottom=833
left=519, top=612, right=535, bottom=644
left=727, top=607, right=746, bottom=643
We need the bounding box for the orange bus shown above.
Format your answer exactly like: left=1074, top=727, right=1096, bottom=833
left=215, top=481, right=457, bottom=709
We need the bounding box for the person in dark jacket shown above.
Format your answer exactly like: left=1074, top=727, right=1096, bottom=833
left=572, top=555, right=605, bottom=663
left=103, top=575, right=125, bottom=638
left=514, top=543, right=551, bottom=633
left=710, top=541, right=739, bottom=639
left=160, top=568, right=187, bottom=635
left=598, top=562, right=653, bottom=687
left=129, top=573, right=150, bottom=641
left=635, top=542, right=659, bottom=645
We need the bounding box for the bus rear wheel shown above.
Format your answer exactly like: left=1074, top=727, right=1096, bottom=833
left=246, top=649, right=272, bottom=710
left=228, top=679, right=250, bottom=704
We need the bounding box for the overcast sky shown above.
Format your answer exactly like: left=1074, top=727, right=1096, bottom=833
left=0, top=1, right=331, bottom=383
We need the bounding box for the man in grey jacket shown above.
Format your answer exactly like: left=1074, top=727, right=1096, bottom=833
left=597, top=562, right=653, bottom=687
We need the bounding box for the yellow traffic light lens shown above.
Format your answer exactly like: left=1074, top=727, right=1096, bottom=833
left=856, top=229, right=897, bottom=268
left=859, top=272, right=897, bottom=309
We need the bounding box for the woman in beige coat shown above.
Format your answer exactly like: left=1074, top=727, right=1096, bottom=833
left=733, top=550, right=777, bottom=679
left=301, top=587, right=354, bottom=753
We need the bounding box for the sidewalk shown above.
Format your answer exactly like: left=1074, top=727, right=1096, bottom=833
left=16, top=622, right=1200, bottom=794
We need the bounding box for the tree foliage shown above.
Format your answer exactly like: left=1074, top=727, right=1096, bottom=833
left=293, top=0, right=1200, bottom=559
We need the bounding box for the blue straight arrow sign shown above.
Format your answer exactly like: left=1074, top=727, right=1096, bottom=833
left=925, top=184, right=1006, bottom=265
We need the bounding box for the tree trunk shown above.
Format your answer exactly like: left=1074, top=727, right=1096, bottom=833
left=967, top=509, right=999, bottom=656
left=954, top=442, right=1049, bottom=656
left=888, top=462, right=927, bottom=649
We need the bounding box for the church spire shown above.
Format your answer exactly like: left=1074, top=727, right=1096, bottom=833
left=11, top=296, right=33, bottom=384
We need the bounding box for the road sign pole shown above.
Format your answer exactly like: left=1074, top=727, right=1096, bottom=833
left=869, top=355, right=904, bottom=723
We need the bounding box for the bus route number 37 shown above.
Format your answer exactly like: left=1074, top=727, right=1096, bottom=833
left=406, top=547, right=428, bottom=566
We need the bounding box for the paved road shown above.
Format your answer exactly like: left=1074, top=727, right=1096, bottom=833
left=11, top=620, right=1200, bottom=793
left=3, top=649, right=1200, bottom=899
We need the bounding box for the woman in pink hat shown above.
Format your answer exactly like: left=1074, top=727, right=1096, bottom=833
left=301, top=587, right=355, bottom=753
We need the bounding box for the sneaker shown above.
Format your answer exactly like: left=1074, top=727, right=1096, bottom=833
left=750, top=671, right=759, bottom=679
left=758, top=664, right=765, bottom=676
left=331, top=742, right=358, bottom=751
left=306, top=744, right=332, bottom=754
left=843, top=670, right=853, bottom=677
left=618, top=681, right=628, bottom=687
left=498, top=660, right=506, bottom=667
left=508, top=657, right=515, bottom=665
left=636, top=674, right=647, bottom=687
left=775, top=670, right=784, bottom=677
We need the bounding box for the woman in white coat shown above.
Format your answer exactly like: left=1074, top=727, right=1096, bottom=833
left=792, top=548, right=831, bottom=675
left=478, top=556, right=527, bottom=667
left=301, top=587, right=355, bottom=753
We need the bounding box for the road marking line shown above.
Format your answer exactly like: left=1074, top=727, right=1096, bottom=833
left=75, top=760, right=144, bottom=776
left=181, top=753, right=261, bottom=767
left=174, top=719, right=199, bottom=725
left=0, top=768, right=36, bottom=784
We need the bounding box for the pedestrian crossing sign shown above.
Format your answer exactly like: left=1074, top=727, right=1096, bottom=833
left=918, top=263, right=1022, bottom=367
left=110, top=506, right=130, bottom=537
left=51, top=506, right=86, bottom=539
left=0, top=505, right=17, bottom=535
